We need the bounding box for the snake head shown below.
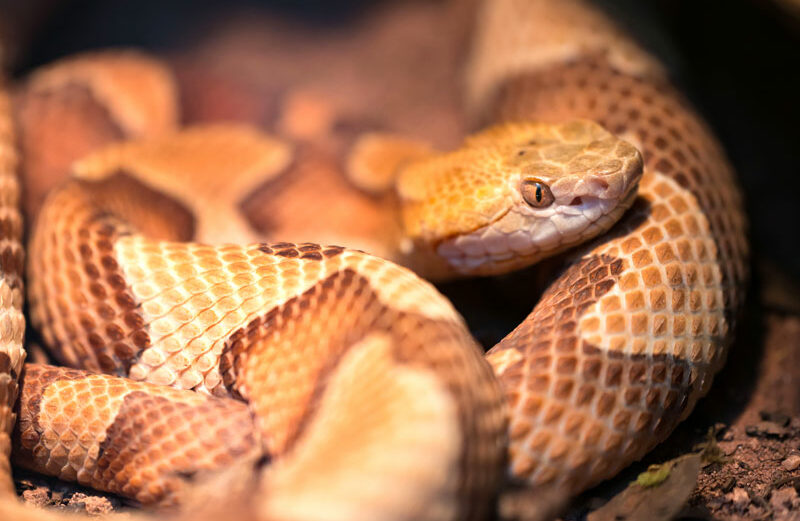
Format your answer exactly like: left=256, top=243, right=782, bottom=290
left=397, top=120, right=643, bottom=277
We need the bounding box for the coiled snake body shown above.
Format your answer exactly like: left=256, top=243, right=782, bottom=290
left=0, top=0, right=748, bottom=520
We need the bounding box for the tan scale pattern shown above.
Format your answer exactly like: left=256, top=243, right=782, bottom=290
left=14, top=51, right=178, bottom=218
left=241, top=144, right=404, bottom=260
left=29, top=182, right=156, bottom=375
left=470, top=0, right=747, bottom=307
left=13, top=83, right=124, bottom=219
left=493, top=57, right=748, bottom=309
left=473, top=0, right=747, bottom=500
left=28, top=225, right=507, bottom=518
left=486, top=172, right=722, bottom=495
left=73, top=125, right=293, bottom=244
left=25, top=51, right=177, bottom=139
left=24, top=117, right=506, bottom=518
left=221, top=269, right=505, bottom=521
left=0, top=80, right=24, bottom=495
left=488, top=250, right=694, bottom=491
left=578, top=173, right=728, bottom=395
left=258, top=333, right=461, bottom=521
left=113, top=238, right=466, bottom=395
left=14, top=364, right=260, bottom=507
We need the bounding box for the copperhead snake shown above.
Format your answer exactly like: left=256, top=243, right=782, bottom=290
left=0, top=0, right=749, bottom=520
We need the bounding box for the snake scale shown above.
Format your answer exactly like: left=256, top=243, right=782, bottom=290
left=0, top=0, right=748, bottom=520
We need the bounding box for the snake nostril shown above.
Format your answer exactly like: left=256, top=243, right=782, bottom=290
left=569, top=196, right=583, bottom=206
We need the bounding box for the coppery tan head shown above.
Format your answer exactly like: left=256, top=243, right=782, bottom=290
left=396, top=120, right=643, bottom=276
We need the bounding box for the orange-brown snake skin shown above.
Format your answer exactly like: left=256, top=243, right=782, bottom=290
left=0, top=0, right=748, bottom=520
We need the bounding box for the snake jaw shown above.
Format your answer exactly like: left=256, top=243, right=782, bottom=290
left=436, top=199, right=618, bottom=276
left=434, top=155, right=643, bottom=277
left=399, top=119, right=644, bottom=277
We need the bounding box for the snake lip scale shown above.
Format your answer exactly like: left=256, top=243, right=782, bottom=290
left=0, top=0, right=748, bottom=520
left=435, top=177, right=642, bottom=273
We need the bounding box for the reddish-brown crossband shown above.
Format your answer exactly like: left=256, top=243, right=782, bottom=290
left=0, top=0, right=747, bottom=520
left=471, top=0, right=747, bottom=505
left=4, top=53, right=509, bottom=521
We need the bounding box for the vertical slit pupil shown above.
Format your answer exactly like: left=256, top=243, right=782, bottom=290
left=535, top=185, right=542, bottom=202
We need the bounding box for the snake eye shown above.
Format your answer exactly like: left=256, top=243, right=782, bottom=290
left=520, top=179, right=554, bottom=208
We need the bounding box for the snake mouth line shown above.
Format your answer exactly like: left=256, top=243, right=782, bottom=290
left=437, top=183, right=643, bottom=274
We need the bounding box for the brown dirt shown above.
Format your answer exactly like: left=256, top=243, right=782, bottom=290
left=14, top=468, right=124, bottom=515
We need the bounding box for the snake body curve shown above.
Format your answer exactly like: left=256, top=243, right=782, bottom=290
left=0, top=0, right=748, bottom=520
left=473, top=0, right=749, bottom=502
